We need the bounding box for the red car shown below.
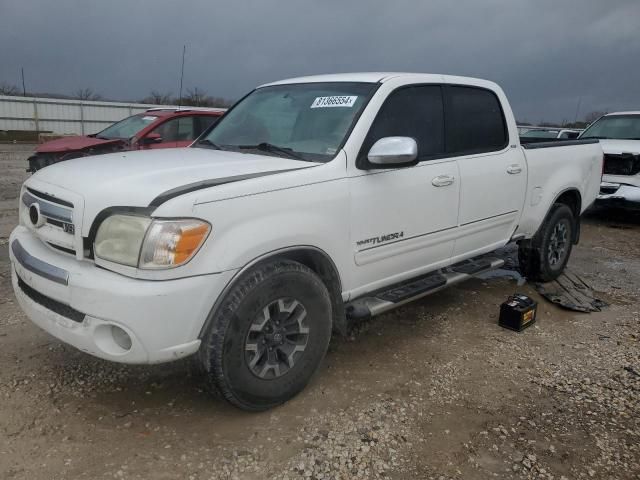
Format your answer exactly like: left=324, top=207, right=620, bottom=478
left=27, top=108, right=225, bottom=172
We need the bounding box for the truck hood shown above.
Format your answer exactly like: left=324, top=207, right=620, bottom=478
left=598, top=139, right=640, bottom=155
left=36, top=135, right=123, bottom=153
left=28, top=148, right=312, bottom=236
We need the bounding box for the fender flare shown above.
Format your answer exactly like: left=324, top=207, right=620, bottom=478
left=198, top=245, right=346, bottom=339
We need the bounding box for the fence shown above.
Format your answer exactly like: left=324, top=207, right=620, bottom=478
left=0, top=95, right=181, bottom=136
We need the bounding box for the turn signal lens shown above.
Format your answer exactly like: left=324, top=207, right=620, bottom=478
left=139, top=219, right=210, bottom=269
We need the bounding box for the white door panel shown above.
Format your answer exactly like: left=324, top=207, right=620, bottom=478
left=350, top=159, right=459, bottom=292
left=453, top=148, right=526, bottom=257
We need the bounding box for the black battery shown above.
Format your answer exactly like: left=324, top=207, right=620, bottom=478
left=499, top=294, right=537, bottom=332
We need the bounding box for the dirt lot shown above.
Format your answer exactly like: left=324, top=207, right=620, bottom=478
left=0, top=145, right=638, bottom=480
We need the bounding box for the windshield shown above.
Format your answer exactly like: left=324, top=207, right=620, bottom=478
left=581, top=115, right=640, bottom=140
left=97, top=114, right=158, bottom=139
left=198, top=82, right=377, bottom=162
left=521, top=129, right=559, bottom=138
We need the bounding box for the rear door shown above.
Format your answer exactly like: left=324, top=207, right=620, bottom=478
left=446, top=85, right=527, bottom=260
left=349, top=85, right=460, bottom=293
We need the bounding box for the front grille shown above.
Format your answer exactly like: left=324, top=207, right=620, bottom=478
left=17, top=275, right=85, bottom=323
left=603, top=153, right=640, bottom=176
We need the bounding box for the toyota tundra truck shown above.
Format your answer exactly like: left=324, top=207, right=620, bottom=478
left=9, top=73, right=603, bottom=411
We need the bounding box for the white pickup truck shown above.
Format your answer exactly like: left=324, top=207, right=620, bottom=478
left=10, top=73, right=603, bottom=410
left=579, top=111, right=640, bottom=208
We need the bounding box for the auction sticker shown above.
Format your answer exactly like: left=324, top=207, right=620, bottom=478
left=311, top=96, right=358, bottom=108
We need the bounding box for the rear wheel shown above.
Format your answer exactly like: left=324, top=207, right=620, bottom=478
left=518, top=203, right=575, bottom=282
left=199, top=260, right=332, bottom=411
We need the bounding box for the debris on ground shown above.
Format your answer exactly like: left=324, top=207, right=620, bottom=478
left=535, top=269, right=609, bottom=312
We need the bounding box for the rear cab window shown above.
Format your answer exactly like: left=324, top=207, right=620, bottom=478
left=445, top=86, right=508, bottom=155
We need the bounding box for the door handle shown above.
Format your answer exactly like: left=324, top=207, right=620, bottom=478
left=432, top=175, right=455, bottom=187
left=507, top=164, right=522, bottom=174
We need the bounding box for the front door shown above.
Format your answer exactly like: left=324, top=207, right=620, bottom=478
left=349, top=85, right=460, bottom=296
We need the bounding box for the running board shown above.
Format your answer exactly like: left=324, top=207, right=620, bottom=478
left=346, top=257, right=505, bottom=319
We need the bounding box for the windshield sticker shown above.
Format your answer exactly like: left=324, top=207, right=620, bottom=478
left=311, top=96, right=358, bottom=109
left=142, top=116, right=157, bottom=121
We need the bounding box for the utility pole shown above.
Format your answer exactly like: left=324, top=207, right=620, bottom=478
left=21, top=67, right=27, bottom=96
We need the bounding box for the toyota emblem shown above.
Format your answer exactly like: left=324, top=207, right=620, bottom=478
left=29, top=203, right=45, bottom=228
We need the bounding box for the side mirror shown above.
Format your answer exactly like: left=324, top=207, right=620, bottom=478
left=366, top=137, right=418, bottom=168
left=140, top=132, right=162, bottom=145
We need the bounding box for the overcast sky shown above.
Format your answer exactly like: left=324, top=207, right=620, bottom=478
left=1, top=0, right=638, bottom=123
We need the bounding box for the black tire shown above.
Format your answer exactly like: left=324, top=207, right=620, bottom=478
left=518, top=203, right=575, bottom=282
left=199, top=260, right=332, bottom=411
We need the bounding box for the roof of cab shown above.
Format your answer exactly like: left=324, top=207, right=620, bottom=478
left=260, top=72, right=497, bottom=89
left=143, top=107, right=226, bottom=117
left=605, top=111, right=640, bottom=116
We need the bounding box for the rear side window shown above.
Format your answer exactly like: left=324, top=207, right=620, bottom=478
left=446, top=86, right=507, bottom=155
left=361, top=86, right=445, bottom=162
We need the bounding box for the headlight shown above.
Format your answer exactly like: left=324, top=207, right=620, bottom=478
left=94, top=215, right=210, bottom=269
left=139, top=219, right=210, bottom=269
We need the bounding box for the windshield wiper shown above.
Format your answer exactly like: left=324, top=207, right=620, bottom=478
left=580, top=136, right=610, bottom=140
left=237, top=142, right=306, bottom=161
left=195, top=139, right=222, bottom=150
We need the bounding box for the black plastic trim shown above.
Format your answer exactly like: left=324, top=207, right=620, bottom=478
left=17, top=275, right=85, bottom=323
left=26, top=187, right=74, bottom=208
left=148, top=168, right=308, bottom=208
left=522, top=139, right=599, bottom=150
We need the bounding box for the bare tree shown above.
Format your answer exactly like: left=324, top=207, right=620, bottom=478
left=74, top=88, right=103, bottom=101
left=584, top=110, right=607, bottom=124
left=182, top=87, right=208, bottom=106
left=208, top=96, right=234, bottom=108
left=181, top=88, right=233, bottom=108
left=0, top=82, right=20, bottom=95
left=142, top=90, right=174, bottom=105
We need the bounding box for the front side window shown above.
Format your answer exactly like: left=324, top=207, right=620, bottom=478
left=97, top=114, right=158, bottom=140
left=149, top=117, right=195, bottom=143
left=360, top=86, right=445, bottom=163
left=581, top=115, right=640, bottom=140
left=446, top=86, right=507, bottom=155
left=199, top=82, right=377, bottom=162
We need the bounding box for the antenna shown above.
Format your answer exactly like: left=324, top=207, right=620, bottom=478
left=573, top=96, right=582, bottom=124
left=178, top=45, right=186, bottom=109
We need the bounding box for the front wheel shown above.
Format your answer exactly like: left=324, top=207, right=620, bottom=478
left=518, top=203, right=575, bottom=282
left=199, top=260, right=332, bottom=411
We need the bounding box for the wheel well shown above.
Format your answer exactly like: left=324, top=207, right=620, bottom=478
left=554, top=189, right=581, bottom=219
left=272, top=248, right=347, bottom=336
left=553, top=189, right=582, bottom=244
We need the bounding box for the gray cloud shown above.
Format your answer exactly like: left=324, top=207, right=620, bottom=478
left=1, top=0, right=639, bottom=122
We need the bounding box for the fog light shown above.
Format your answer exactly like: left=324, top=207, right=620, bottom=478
left=111, top=325, right=132, bottom=351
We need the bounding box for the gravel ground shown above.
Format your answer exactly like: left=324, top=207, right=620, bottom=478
left=0, top=145, right=638, bottom=479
